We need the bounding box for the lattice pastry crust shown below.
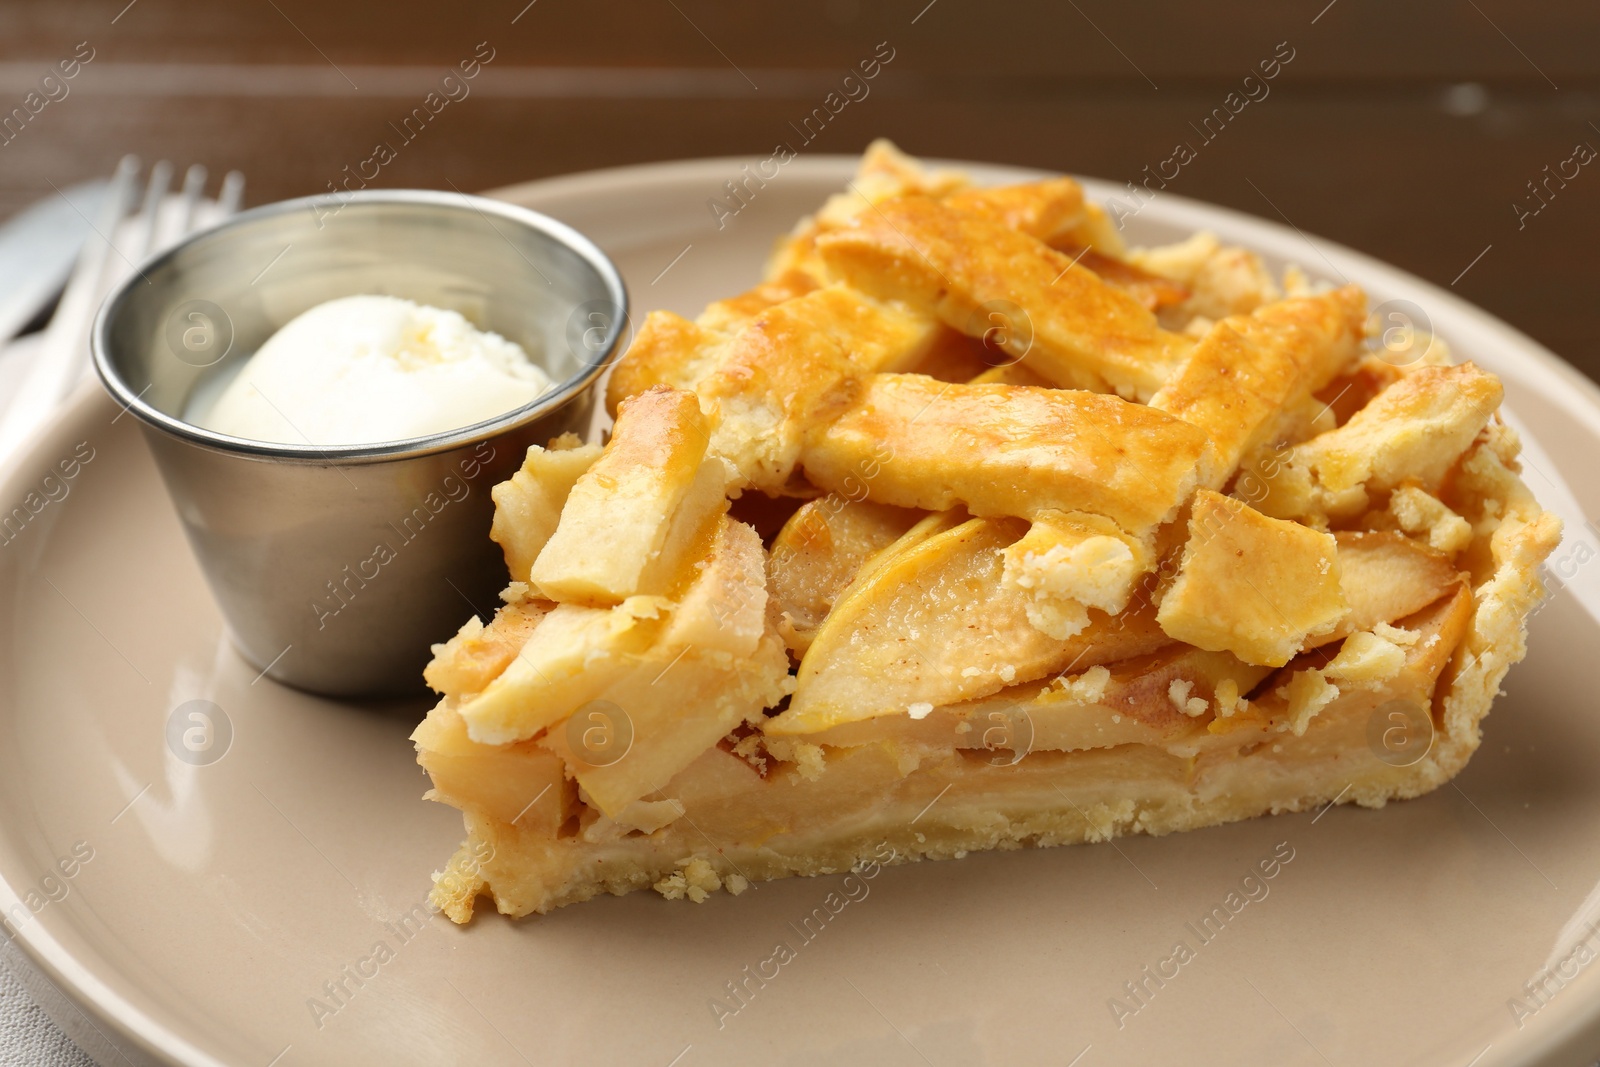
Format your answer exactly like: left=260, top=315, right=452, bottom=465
left=414, top=142, right=1560, bottom=919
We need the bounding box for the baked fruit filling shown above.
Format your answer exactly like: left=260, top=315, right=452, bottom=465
left=415, top=141, right=1561, bottom=920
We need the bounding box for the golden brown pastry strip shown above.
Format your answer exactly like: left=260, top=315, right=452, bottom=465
left=605, top=311, right=719, bottom=416
left=531, top=386, right=726, bottom=606
left=815, top=195, right=1187, bottom=399
left=803, top=373, right=1209, bottom=534
left=699, top=287, right=942, bottom=492
left=606, top=272, right=821, bottom=414
left=944, top=177, right=1087, bottom=242
left=1254, top=362, right=1505, bottom=524
left=1151, top=286, right=1366, bottom=490
left=1048, top=240, right=1191, bottom=311
left=1156, top=490, right=1346, bottom=667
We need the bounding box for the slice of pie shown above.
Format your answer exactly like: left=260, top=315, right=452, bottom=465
left=415, top=141, right=1561, bottom=920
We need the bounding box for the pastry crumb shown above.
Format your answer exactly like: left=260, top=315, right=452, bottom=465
left=1372, top=620, right=1420, bottom=647
left=1213, top=677, right=1243, bottom=718
left=654, top=857, right=725, bottom=903
left=1054, top=664, right=1111, bottom=704
left=767, top=737, right=827, bottom=781
left=1282, top=669, right=1339, bottom=736
left=1325, top=630, right=1407, bottom=688
left=731, top=732, right=768, bottom=772
left=1167, top=679, right=1209, bottom=717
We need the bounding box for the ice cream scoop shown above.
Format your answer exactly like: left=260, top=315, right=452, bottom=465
left=195, top=295, right=552, bottom=446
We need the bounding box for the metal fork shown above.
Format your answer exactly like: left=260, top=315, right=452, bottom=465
left=0, top=157, right=244, bottom=463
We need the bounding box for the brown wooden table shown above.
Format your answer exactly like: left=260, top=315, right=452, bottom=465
left=1, top=0, right=1597, bottom=379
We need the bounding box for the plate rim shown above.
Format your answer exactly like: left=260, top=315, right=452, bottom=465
left=2, top=154, right=1598, bottom=1067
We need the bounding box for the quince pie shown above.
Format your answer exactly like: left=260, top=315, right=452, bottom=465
left=415, top=141, right=1560, bottom=919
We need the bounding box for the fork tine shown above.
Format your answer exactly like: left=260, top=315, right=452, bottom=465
left=105, top=154, right=142, bottom=223
left=217, top=171, right=246, bottom=216
left=77, top=154, right=139, bottom=312
left=132, top=159, right=173, bottom=264
left=176, top=163, right=207, bottom=235
left=0, top=155, right=247, bottom=464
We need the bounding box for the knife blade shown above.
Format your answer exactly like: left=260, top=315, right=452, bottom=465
left=0, top=180, right=110, bottom=347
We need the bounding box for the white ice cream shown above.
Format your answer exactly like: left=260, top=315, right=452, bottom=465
left=196, top=295, right=552, bottom=446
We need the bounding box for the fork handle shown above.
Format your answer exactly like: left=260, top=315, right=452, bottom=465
left=0, top=160, right=137, bottom=465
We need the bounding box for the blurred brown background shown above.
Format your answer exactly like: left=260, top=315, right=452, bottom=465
left=1, top=0, right=1597, bottom=376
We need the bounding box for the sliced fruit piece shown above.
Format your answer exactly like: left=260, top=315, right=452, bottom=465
left=814, top=196, right=1188, bottom=400
left=457, top=597, right=668, bottom=746
left=424, top=597, right=553, bottom=698
left=770, top=517, right=1172, bottom=735
left=1157, top=490, right=1346, bottom=667
left=1311, top=531, right=1462, bottom=645
left=615, top=746, right=766, bottom=834
left=489, top=434, right=603, bottom=584
left=799, top=645, right=1269, bottom=753
left=413, top=702, right=573, bottom=834
left=1089, top=645, right=1274, bottom=725
left=804, top=374, right=1208, bottom=534
left=636, top=458, right=729, bottom=598
left=1243, top=582, right=1474, bottom=736
left=531, top=386, right=726, bottom=606
left=847, top=508, right=969, bottom=591
left=660, top=517, right=769, bottom=656
left=541, top=634, right=792, bottom=819
left=768, top=495, right=923, bottom=655
left=1151, top=287, right=1366, bottom=490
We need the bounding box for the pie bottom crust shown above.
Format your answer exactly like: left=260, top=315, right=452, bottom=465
left=425, top=483, right=1553, bottom=920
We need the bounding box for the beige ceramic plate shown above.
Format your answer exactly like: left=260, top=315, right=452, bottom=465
left=3, top=158, right=1600, bottom=1067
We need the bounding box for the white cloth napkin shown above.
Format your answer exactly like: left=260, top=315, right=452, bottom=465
left=0, top=958, right=93, bottom=1067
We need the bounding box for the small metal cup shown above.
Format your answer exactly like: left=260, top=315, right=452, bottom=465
left=92, top=190, right=628, bottom=697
